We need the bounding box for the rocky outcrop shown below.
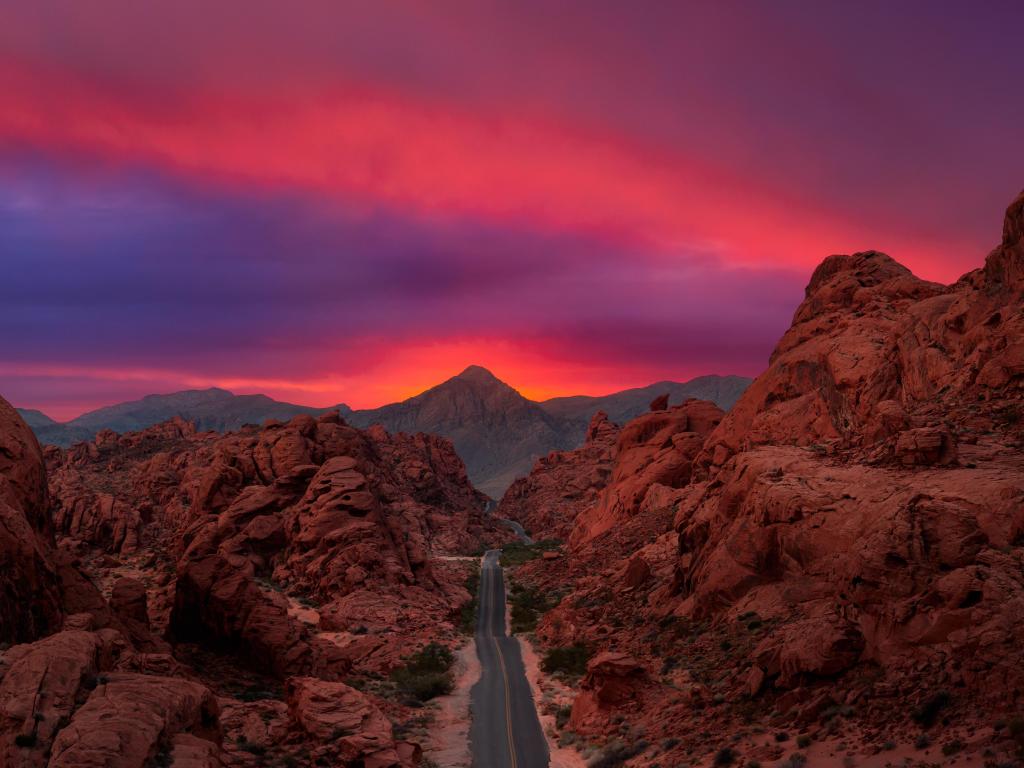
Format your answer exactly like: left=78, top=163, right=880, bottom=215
left=498, top=412, right=619, bottom=539
left=48, top=673, right=220, bottom=767
left=0, top=396, right=62, bottom=644
left=569, top=399, right=724, bottom=546
left=0, top=626, right=222, bottom=767
left=569, top=653, right=646, bottom=732
left=516, top=190, right=1024, bottom=767
left=0, top=396, right=496, bottom=765
left=287, top=677, right=418, bottom=767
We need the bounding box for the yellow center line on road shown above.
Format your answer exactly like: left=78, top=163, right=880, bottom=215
left=486, top=556, right=519, bottom=768
left=493, top=636, right=518, bottom=768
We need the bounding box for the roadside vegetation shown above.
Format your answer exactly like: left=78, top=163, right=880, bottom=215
left=457, top=564, right=481, bottom=634
left=390, top=642, right=455, bottom=703
left=541, top=644, right=590, bottom=678
left=508, top=580, right=558, bottom=633
left=499, top=539, right=562, bottom=567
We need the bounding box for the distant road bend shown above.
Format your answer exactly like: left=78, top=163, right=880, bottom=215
left=469, top=550, right=549, bottom=768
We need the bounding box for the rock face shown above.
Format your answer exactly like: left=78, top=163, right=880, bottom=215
left=346, top=365, right=582, bottom=499
left=287, top=677, right=417, bottom=767
left=0, top=396, right=62, bottom=644
left=1, top=400, right=498, bottom=766
left=498, top=412, right=620, bottom=539
left=510, top=190, right=1024, bottom=767
left=499, top=400, right=724, bottom=545
left=569, top=399, right=724, bottom=546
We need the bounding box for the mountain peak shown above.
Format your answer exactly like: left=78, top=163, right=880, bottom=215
left=453, top=365, right=502, bottom=385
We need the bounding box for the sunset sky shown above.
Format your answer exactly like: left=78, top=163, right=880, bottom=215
left=2, top=2, right=1023, bottom=420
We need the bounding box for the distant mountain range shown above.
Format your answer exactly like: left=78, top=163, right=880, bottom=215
left=17, top=367, right=750, bottom=497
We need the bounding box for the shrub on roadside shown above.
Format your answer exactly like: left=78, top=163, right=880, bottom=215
left=390, top=642, right=455, bottom=702
left=541, top=644, right=590, bottom=678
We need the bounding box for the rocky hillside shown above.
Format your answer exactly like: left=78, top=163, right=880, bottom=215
left=501, top=190, right=1024, bottom=767
left=345, top=365, right=579, bottom=498
left=19, top=388, right=343, bottom=447
left=0, top=399, right=507, bottom=767
left=539, top=374, right=749, bottom=426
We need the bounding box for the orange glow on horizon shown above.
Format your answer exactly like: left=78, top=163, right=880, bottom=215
left=2, top=337, right=731, bottom=423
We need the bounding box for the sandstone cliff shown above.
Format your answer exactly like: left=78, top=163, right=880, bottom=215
left=509, top=190, right=1024, bottom=767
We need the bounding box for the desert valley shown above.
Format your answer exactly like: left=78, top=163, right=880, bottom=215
left=1, top=191, right=1023, bottom=767
left=3, top=4, right=1023, bottom=767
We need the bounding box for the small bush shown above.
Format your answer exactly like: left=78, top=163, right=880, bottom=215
left=714, top=747, right=737, bottom=766
left=796, top=735, right=812, bottom=748
left=782, top=753, right=807, bottom=768
left=941, top=739, right=963, bottom=757
left=500, top=539, right=562, bottom=567
left=458, top=568, right=480, bottom=634
left=912, top=690, right=951, bottom=728
left=915, top=734, right=931, bottom=749
left=587, top=739, right=647, bottom=768
left=774, top=732, right=790, bottom=742
left=509, top=582, right=554, bottom=633
left=390, top=642, right=455, bottom=702
left=555, top=705, right=573, bottom=730
left=541, top=645, right=590, bottom=678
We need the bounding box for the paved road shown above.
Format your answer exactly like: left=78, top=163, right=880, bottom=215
left=482, top=498, right=534, bottom=545
left=469, top=550, right=549, bottom=768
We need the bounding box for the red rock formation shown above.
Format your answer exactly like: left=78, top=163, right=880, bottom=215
left=569, top=399, right=723, bottom=546
left=2, top=399, right=494, bottom=765
left=48, top=673, right=221, bottom=767
left=498, top=412, right=619, bottom=539
left=569, top=653, right=646, bottom=731
left=287, top=677, right=418, bottom=767
left=0, top=396, right=62, bottom=643
left=514, top=191, right=1024, bottom=767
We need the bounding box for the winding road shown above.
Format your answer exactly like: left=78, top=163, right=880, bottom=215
left=469, top=550, right=549, bottom=768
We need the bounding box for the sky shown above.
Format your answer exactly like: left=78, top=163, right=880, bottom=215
left=1, top=2, right=1022, bottom=421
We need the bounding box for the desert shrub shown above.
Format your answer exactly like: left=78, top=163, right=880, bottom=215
left=941, top=739, right=963, bottom=757
left=796, top=735, right=812, bottom=748
left=587, top=739, right=648, bottom=768
left=714, top=747, right=737, bottom=766
left=509, top=582, right=555, bottom=633
left=499, top=539, right=562, bottom=567
left=541, top=645, right=590, bottom=678
left=458, top=568, right=480, bottom=634
left=556, top=704, right=573, bottom=729
left=774, top=732, right=790, bottom=742
left=781, top=753, right=807, bottom=768
left=912, top=690, right=951, bottom=728
left=915, top=733, right=931, bottom=749
left=390, top=642, right=455, bottom=702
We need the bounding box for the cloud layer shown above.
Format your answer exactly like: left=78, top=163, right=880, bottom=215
left=1, top=2, right=1021, bottom=419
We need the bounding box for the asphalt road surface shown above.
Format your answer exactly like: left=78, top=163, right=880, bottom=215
left=469, top=550, right=549, bottom=768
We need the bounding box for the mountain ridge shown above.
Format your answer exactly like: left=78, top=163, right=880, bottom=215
left=18, top=367, right=751, bottom=497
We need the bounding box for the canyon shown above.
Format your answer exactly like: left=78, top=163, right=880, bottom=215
left=1, top=189, right=1022, bottom=767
